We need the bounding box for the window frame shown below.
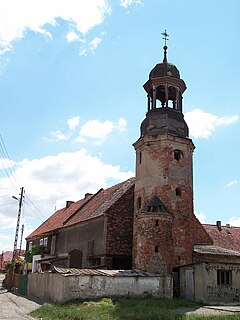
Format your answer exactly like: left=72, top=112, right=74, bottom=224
left=217, top=269, right=232, bottom=286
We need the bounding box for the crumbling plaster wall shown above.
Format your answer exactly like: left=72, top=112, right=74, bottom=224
left=28, top=273, right=172, bottom=303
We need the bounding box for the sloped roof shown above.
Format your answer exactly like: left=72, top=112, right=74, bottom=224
left=202, top=224, right=240, bottom=253
left=194, top=245, right=240, bottom=257
left=26, top=177, right=135, bottom=240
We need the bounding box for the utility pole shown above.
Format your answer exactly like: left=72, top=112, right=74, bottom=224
left=19, top=224, right=24, bottom=257
left=11, top=187, right=24, bottom=289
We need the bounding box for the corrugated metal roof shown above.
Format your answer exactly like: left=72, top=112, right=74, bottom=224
left=53, top=267, right=161, bottom=277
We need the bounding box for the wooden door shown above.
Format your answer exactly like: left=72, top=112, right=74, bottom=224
left=185, top=268, right=194, bottom=300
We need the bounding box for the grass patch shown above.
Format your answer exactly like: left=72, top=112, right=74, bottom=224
left=30, top=297, right=240, bottom=320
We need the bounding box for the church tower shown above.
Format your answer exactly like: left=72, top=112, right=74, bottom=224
left=132, top=32, right=198, bottom=275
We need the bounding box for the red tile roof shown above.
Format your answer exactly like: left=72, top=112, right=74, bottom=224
left=26, top=177, right=135, bottom=240
left=202, top=224, right=240, bottom=253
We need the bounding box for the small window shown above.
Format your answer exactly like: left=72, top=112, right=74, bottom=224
left=44, top=237, right=48, bottom=247
left=155, top=220, right=159, bottom=226
left=29, top=241, right=33, bottom=251
left=137, top=197, right=142, bottom=209
left=155, top=246, right=159, bottom=253
left=39, top=238, right=43, bottom=246
left=176, top=187, right=181, bottom=197
left=174, top=150, right=183, bottom=161
left=217, top=270, right=232, bottom=285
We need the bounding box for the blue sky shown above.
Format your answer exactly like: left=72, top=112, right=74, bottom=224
left=0, top=0, right=240, bottom=253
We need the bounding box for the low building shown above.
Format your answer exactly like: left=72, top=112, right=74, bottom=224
left=180, top=222, right=240, bottom=303
left=26, top=178, right=134, bottom=271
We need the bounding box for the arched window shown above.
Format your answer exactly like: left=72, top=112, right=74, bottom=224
left=174, top=149, right=183, bottom=161
left=176, top=187, right=181, bottom=197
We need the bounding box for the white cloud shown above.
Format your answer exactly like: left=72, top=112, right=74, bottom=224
left=79, top=32, right=106, bottom=55
left=47, top=116, right=127, bottom=144
left=185, top=109, right=239, bottom=138
left=0, top=212, right=16, bottom=229
left=120, top=0, right=142, bottom=8
left=228, top=216, right=240, bottom=227
left=117, top=117, right=127, bottom=132
left=0, top=158, right=14, bottom=169
left=79, top=119, right=114, bottom=143
left=76, top=117, right=127, bottom=144
left=226, top=180, right=238, bottom=188
left=89, top=36, right=102, bottom=52
left=67, top=116, right=80, bottom=130
left=0, top=148, right=134, bottom=252
left=50, top=130, right=67, bottom=141
left=66, top=31, right=80, bottom=43
left=14, top=149, right=133, bottom=206
left=195, top=211, right=207, bottom=224
left=0, top=0, right=111, bottom=52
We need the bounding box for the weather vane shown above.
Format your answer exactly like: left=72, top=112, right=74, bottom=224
left=161, top=29, right=169, bottom=47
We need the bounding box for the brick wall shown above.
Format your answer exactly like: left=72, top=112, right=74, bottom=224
left=133, top=134, right=213, bottom=273
left=105, top=185, right=134, bottom=256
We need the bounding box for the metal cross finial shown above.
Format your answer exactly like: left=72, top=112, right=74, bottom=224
left=161, top=29, right=169, bottom=46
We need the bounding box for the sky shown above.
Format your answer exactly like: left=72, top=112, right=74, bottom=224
left=0, top=0, right=240, bottom=253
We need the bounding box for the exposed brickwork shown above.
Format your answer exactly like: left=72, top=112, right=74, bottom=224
left=132, top=215, right=173, bottom=274
left=105, top=185, right=134, bottom=256
left=133, top=133, right=213, bottom=273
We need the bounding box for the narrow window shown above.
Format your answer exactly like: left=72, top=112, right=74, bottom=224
left=155, top=246, right=159, bottom=253
left=174, top=150, right=183, bottom=161
left=87, top=240, right=94, bottom=257
left=139, top=152, right=142, bottom=164
left=176, top=187, right=181, bottom=197
left=44, top=237, right=48, bottom=247
left=29, top=241, right=33, bottom=251
left=39, top=238, right=43, bottom=246
left=217, top=270, right=232, bottom=285
left=137, top=196, right=141, bottom=210
left=155, top=219, right=159, bottom=226
left=50, top=235, right=56, bottom=255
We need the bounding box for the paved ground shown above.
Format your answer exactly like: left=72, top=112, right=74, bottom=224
left=0, top=274, right=42, bottom=320
left=176, top=305, right=240, bottom=316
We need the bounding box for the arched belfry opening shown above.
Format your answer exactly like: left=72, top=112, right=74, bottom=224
left=144, top=40, right=186, bottom=112
left=141, top=33, right=189, bottom=138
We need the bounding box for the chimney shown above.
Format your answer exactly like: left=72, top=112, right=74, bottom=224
left=226, top=223, right=230, bottom=228
left=216, top=220, right=222, bottom=231
left=85, top=193, right=93, bottom=199
left=66, top=201, right=74, bottom=208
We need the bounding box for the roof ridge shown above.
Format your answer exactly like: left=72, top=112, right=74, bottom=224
left=203, top=223, right=240, bottom=228
left=63, top=188, right=103, bottom=225
left=99, top=177, right=135, bottom=213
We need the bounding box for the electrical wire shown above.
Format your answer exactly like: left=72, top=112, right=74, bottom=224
left=0, top=133, right=47, bottom=223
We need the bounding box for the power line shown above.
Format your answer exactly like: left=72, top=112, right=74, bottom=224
left=0, top=133, right=47, bottom=223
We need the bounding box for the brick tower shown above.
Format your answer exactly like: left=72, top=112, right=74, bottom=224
left=132, top=35, right=208, bottom=276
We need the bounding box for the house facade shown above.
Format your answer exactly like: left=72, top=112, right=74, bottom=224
left=26, top=42, right=240, bottom=303
left=26, top=178, right=134, bottom=271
